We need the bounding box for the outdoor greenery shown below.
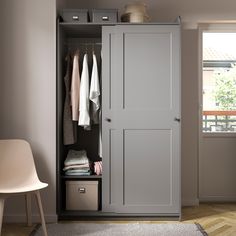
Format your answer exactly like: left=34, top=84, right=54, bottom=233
left=214, top=65, right=236, bottom=110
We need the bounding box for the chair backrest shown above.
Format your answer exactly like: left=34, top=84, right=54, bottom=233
left=0, top=139, right=40, bottom=190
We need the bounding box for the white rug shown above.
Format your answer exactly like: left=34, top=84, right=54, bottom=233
left=32, top=222, right=207, bottom=236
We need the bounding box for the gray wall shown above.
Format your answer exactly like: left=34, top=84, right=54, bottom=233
left=181, top=29, right=199, bottom=205
left=0, top=0, right=57, bottom=222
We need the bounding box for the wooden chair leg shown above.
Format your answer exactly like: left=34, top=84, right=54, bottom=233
left=0, top=197, right=5, bottom=236
left=35, top=191, right=48, bottom=236
left=25, top=193, right=32, bottom=227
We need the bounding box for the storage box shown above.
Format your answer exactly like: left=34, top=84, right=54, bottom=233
left=61, top=9, right=89, bottom=23
left=91, top=9, right=118, bottom=23
left=66, top=181, right=98, bottom=211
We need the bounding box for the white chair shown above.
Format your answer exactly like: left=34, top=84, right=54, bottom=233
left=0, top=139, right=48, bottom=236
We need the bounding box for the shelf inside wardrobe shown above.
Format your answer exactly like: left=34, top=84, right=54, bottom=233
left=59, top=22, right=110, bottom=37
left=59, top=21, right=180, bottom=38
left=61, top=175, right=102, bottom=179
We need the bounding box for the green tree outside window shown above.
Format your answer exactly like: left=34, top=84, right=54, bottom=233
left=214, top=65, right=236, bottom=111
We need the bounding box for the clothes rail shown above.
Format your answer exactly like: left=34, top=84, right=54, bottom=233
left=65, top=42, right=102, bottom=46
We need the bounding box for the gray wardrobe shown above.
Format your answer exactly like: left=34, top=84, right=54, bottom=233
left=57, top=21, right=181, bottom=219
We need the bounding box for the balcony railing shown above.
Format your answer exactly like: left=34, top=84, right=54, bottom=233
left=203, top=110, right=236, bottom=132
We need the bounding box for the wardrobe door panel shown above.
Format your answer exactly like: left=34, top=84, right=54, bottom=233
left=124, top=33, right=171, bottom=110
left=102, top=25, right=181, bottom=215
left=124, top=129, right=172, bottom=206
left=102, top=26, right=122, bottom=212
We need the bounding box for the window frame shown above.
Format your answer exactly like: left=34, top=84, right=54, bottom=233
left=198, top=23, right=236, bottom=137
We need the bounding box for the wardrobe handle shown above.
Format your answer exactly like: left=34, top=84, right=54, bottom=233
left=72, top=16, right=79, bottom=21
left=174, top=117, right=181, bottom=122
left=102, top=16, right=109, bottom=21
left=105, top=118, right=111, bottom=122
left=79, top=187, right=86, bottom=193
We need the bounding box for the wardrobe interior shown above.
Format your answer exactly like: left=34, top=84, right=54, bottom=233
left=57, top=24, right=103, bottom=217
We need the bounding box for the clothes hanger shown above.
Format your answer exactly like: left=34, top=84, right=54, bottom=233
left=85, top=44, right=88, bottom=54
left=74, top=48, right=79, bottom=56
left=92, top=44, right=95, bottom=55
left=65, top=49, right=71, bottom=61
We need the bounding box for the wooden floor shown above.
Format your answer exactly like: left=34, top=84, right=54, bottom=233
left=182, top=203, right=236, bottom=236
left=2, top=203, right=236, bottom=236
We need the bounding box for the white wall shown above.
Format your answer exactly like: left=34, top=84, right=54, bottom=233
left=181, top=29, right=199, bottom=205
left=200, top=137, right=236, bottom=201
left=0, top=0, right=57, bottom=222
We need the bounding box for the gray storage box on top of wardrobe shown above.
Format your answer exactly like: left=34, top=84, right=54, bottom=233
left=91, top=9, right=118, bottom=23
left=61, top=9, right=89, bottom=23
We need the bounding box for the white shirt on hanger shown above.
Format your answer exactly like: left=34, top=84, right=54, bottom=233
left=90, top=53, right=102, bottom=157
left=89, top=53, right=100, bottom=124
left=78, top=53, right=90, bottom=129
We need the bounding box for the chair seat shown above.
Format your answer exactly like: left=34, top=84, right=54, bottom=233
left=0, top=182, right=48, bottom=194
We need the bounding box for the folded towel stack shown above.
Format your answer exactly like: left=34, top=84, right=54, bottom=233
left=63, top=150, right=91, bottom=176
left=94, top=161, right=102, bottom=175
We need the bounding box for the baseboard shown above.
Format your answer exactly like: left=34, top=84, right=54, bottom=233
left=199, top=196, right=236, bottom=202
left=3, top=214, right=58, bottom=223
left=182, top=198, right=199, bottom=206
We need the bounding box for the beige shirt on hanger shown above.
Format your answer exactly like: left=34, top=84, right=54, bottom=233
left=71, top=52, right=80, bottom=121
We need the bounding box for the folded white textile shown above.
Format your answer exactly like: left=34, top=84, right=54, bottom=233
left=63, top=164, right=90, bottom=171
left=65, top=171, right=91, bottom=176
left=65, top=169, right=90, bottom=173
left=64, top=149, right=89, bottom=166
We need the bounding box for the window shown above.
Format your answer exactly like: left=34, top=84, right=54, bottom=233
left=202, top=32, right=236, bottom=133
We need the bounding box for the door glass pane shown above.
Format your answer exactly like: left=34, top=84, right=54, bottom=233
left=202, top=32, right=236, bottom=132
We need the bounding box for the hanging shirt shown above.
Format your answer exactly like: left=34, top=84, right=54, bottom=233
left=63, top=54, right=77, bottom=145
left=71, top=52, right=80, bottom=121
left=89, top=53, right=100, bottom=124
left=78, top=54, right=90, bottom=129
